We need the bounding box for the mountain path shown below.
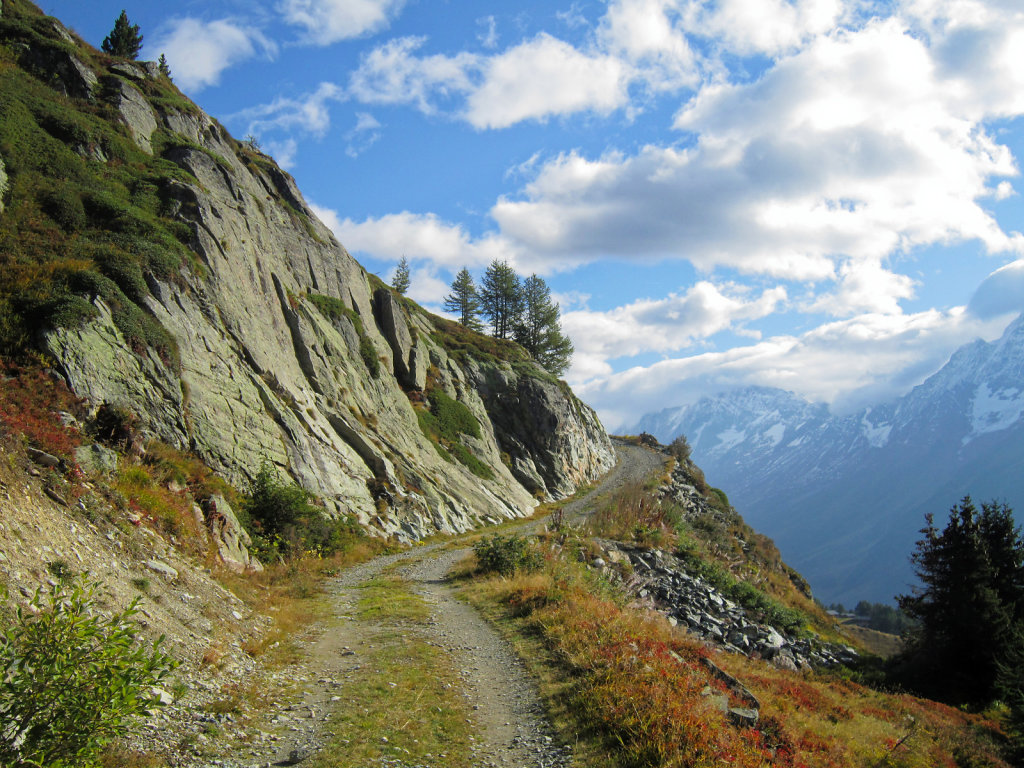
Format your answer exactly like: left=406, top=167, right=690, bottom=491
left=219, top=443, right=662, bottom=768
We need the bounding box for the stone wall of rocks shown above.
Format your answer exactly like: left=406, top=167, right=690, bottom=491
left=594, top=541, right=859, bottom=673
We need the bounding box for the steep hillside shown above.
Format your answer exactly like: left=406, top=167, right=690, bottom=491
left=633, top=313, right=1024, bottom=604
left=0, top=0, right=614, bottom=540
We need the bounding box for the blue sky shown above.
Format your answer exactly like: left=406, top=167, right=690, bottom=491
left=45, top=0, right=1024, bottom=429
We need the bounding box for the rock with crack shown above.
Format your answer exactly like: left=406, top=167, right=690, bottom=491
left=204, top=493, right=262, bottom=572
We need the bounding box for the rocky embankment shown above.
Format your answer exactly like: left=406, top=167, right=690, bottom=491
left=597, top=542, right=859, bottom=672
left=589, top=455, right=858, bottom=673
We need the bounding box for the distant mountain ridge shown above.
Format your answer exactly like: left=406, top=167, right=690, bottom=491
left=633, top=313, right=1024, bottom=605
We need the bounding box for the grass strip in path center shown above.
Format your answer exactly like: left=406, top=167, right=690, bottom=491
left=309, top=574, right=473, bottom=768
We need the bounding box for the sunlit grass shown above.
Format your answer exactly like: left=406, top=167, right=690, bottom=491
left=460, top=541, right=1013, bottom=768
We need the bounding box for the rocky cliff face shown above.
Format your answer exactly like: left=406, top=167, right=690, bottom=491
left=4, top=5, right=614, bottom=539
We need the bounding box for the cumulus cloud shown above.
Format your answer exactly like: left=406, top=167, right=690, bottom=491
left=968, top=259, right=1024, bottom=319
left=309, top=202, right=345, bottom=241
left=348, top=37, right=478, bottom=113
left=323, top=210, right=516, bottom=270
left=315, top=0, right=1024, bottom=425
left=680, top=0, right=844, bottom=56
left=805, top=259, right=917, bottom=316
left=575, top=308, right=1008, bottom=430
left=563, top=282, right=787, bottom=380
left=278, top=0, right=405, bottom=45
left=486, top=15, right=1023, bottom=286
left=598, top=0, right=698, bottom=91
left=236, top=82, right=346, bottom=138
left=465, top=34, right=630, bottom=129
left=152, top=18, right=276, bottom=92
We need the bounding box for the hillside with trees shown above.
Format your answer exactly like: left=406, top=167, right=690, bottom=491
left=444, top=260, right=574, bottom=376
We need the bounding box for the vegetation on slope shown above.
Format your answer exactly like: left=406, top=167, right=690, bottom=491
left=0, top=0, right=205, bottom=363
left=460, top=521, right=1013, bottom=767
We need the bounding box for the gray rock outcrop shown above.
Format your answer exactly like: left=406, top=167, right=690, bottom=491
left=203, top=494, right=262, bottom=573
left=108, top=77, right=158, bottom=153
left=74, top=443, right=118, bottom=474
left=597, top=541, right=859, bottom=671
left=20, top=45, right=96, bottom=99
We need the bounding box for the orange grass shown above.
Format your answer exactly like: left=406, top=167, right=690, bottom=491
left=469, top=546, right=1012, bottom=768
left=0, top=362, right=84, bottom=460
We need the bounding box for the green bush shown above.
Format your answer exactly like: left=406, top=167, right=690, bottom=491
left=474, top=534, right=543, bottom=577
left=428, top=390, right=480, bottom=440
left=0, top=575, right=176, bottom=767
left=243, top=462, right=363, bottom=558
left=359, top=335, right=380, bottom=377
left=448, top=442, right=495, bottom=480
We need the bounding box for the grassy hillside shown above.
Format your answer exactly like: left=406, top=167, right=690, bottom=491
left=0, top=0, right=209, bottom=361
left=457, top=447, right=1014, bottom=768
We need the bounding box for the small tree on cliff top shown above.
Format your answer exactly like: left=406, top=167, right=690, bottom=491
left=102, top=10, right=143, bottom=60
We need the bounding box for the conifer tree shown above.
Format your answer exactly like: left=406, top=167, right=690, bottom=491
left=392, top=256, right=411, bottom=295
left=443, top=267, right=483, bottom=330
left=514, top=274, right=573, bottom=376
left=479, top=260, right=522, bottom=340
left=896, top=497, right=1024, bottom=704
left=102, top=10, right=143, bottom=60
left=157, top=53, right=171, bottom=79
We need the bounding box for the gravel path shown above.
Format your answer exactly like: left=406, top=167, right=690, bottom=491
left=400, top=548, right=570, bottom=768
left=223, top=442, right=662, bottom=768
left=561, top=441, right=666, bottom=523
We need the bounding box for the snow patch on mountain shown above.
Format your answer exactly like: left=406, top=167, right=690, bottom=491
left=966, top=384, right=1024, bottom=443
left=861, top=410, right=892, bottom=448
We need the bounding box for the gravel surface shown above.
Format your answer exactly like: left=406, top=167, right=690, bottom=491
left=400, top=548, right=571, bottom=768
left=186, top=442, right=661, bottom=767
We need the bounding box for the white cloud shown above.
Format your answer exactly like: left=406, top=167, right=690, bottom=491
left=598, top=0, right=698, bottom=91
left=309, top=202, right=343, bottom=238
left=680, top=0, right=844, bottom=56
left=563, top=281, right=787, bottom=383
left=576, top=307, right=1007, bottom=430
left=556, top=2, right=590, bottom=30
left=485, top=15, right=1023, bottom=286
left=152, top=18, right=276, bottom=93
left=236, top=82, right=346, bottom=139
left=265, top=138, right=298, bottom=169
left=477, top=15, right=498, bottom=49
left=805, top=259, right=917, bottom=316
left=465, top=34, right=630, bottom=129
left=348, top=37, right=478, bottom=113
left=324, top=210, right=516, bottom=270
left=968, top=259, right=1024, bottom=319
left=344, top=112, right=382, bottom=158
left=278, top=0, right=405, bottom=45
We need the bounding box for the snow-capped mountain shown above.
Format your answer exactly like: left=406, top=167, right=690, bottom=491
left=631, top=313, right=1024, bottom=606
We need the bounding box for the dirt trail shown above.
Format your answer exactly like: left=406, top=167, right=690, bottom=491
left=228, top=442, right=661, bottom=768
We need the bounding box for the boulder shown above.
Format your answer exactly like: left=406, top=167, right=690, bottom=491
left=772, top=651, right=799, bottom=672
left=204, top=494, right=262, bottom=573
left=27, top=447, right=61, bottom=468
left=20, top=46, right=96, bottom=99
left=145, top=560, right=178, bottom=579
left=728, top=707, right=759, bottom=727
left=74, top=443, right=118, bottom=475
